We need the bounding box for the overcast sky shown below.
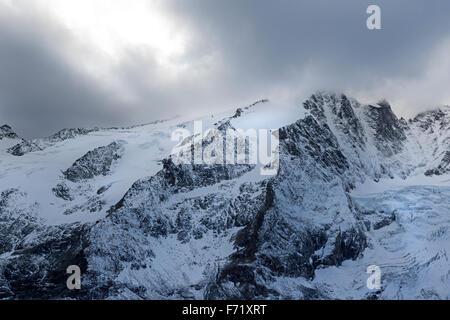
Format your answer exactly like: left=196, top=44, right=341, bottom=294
left=1, top=0, right=450, bottom=138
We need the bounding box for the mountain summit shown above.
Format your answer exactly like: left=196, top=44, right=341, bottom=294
left=0, top=125, right=18, bottom=140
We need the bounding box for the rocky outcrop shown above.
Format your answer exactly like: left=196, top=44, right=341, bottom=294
left=363, top=100, right=407, bottom=157
left=425, top=151, right=450, bottom=176
left=52, top=183, right=74, bottom=201
left=7, top=141, right=43, bottom=156
left=410, top=108, right=449, bottom=133
left=63, top=141, right=124, bottom=182
left=1, top=222, right=90, bottom=299
left=0, top=125, right=18, bottom=140
left=0, top=125, right=25, bottom=153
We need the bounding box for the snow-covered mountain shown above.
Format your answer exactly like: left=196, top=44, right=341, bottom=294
left=0, top=125, right=24, bottom=153
left=0, top=93, right=449, bottom=300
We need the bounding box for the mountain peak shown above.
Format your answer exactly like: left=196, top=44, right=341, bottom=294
left=0, top=124, right=19, bottom=139
left=411, top=106, right=448, bottom=122
left=375, top=99, right=391, bottom=109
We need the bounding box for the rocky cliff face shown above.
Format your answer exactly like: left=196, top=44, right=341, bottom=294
left=208, top=114, right=368, bottom=299
left=0, top=94, right=449, bottom=300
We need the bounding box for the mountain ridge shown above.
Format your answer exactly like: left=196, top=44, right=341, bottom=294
left=0, top=92, right=449, bottom=299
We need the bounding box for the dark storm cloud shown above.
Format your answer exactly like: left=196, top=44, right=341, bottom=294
left=1, top=1, right=450, bottom=138
left=164, top=0, right=450, bottom=98
left=0, top=3, right=132, bottom=138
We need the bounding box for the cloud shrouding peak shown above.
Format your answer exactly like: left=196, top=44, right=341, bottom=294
left=1, top=0, right=450, bottom=138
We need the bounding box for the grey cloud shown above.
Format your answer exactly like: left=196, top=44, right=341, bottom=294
left=1, top=1, right=450, bottom=137
left=164, top=0, right=450, bottom=88
left=0, top=4, right=132, bottom=138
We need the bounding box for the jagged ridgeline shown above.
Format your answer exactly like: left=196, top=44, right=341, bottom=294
left=0, top=93, right=449, bottom=299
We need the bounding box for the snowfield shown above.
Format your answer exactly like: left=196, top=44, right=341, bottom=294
left=0, top=93, right=449, bottom=300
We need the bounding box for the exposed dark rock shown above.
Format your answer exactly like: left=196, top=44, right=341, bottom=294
left=372, top=213, right=396, bottom=230
left=410, top=108, right=447, bottom=132
left=0, top=125, right=19, bottom=140
left=162, top=158, right=253, bottom=192
left=97, top=184, right=112, bottom=195
left=53, top=183, right=73, bottom=201
left=2, top=223, right=90, bottom=299
left=425, top=151, right=450, bottom=176
left=7, top=141, right=43, bottom=156
left=63, top=141, right=124, bottom=182
left=319, top=228, right=367, bottom=266
left=365, top=101, right=407, bottom=156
